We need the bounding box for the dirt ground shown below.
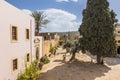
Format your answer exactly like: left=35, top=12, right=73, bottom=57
left=40, top=48, right=120, bottom=80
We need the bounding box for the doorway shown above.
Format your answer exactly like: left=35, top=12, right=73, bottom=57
left=117, top=46, right=120, bottom=54
left=36, top=47, right=39, bottom=60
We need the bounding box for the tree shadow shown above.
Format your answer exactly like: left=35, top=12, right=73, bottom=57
left=53, top=60, right=63, bottom=62
left=40, top=60, right=111, bottom=80
left=104, top=57, right=120, bottom=65
left=86, top=52, right=120, bottom=66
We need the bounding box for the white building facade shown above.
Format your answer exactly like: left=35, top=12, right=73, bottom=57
left=0, top=1, right=42, bottom=80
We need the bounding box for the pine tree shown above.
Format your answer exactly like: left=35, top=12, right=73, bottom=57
left=79, top=0, right=117, bottom=64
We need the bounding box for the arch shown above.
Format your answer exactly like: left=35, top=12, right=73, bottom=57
left=36, top=47, right=39, bottom=60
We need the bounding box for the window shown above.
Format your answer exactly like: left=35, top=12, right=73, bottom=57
left=11, top=26, right=18, bottom=41
left=13, top=59, right=18, bottom=71
left=26, top=29, right=29, bottom=40
left=27, top=53, right=30, bottom=62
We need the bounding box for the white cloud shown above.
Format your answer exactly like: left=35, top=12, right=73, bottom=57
left=42, top=8, right=80, bottom=32
left=22, top=8, right=80, bottom=32
left=70, top=0, right=78, bottom=2
left=56, top=0, right=69, bottom=2
left=22, top=9, right=32, bottom=15
left=56, top=0, right=78, bottom=2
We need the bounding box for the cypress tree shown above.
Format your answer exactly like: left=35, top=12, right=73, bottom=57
left=79, top=0, right=117, bottom=64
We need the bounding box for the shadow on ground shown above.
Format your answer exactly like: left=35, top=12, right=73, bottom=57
left=104, top=57, right=120, bottom=65
left=40, top=60, right=111, bottom=80
left=86, top=52, right=120, bottom=66
left=53, top=60, right=63, bottom=62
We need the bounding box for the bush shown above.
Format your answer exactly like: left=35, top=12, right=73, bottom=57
left=17, top=60, right=40, bottom=80
left=49, top=46, right=57, bottom=54
left=40, top=55, right=50, bottom=64
left=39, top=62, right=44, bottom=70
left=59, top=40, right=65, bottom=46
left=63, top=40, right=78, bottom=53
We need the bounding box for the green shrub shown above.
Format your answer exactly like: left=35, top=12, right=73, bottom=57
left=59, top=40, right=65, bottom=46
left=17, top=60, right=40, bottom=80
left=63, top=41, right=73, bottom=48
left=63, top=40, right=78, bottom=53
left=40, top=55, right=50, bottom=64
left=49, top=46, right=55, bottom=54
left=49, top=46, right=57, bottom=54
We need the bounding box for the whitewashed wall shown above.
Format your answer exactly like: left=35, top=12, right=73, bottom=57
left=0, top=1, right=37, bottom=80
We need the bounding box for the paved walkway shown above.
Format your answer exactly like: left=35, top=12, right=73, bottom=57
left=41, top=47, right=67, bottom=73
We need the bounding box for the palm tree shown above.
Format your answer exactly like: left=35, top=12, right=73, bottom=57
left=31, top=11, right=49, bottom=36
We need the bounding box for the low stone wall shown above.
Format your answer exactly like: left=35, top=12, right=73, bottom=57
left=42, top=39, right=59, bottom=56
left=42, top=40, right=51, bottom=56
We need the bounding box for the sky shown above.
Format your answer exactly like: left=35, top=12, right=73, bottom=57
left=6, top=0, right=120, bottom=32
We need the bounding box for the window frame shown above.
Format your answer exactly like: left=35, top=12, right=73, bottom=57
left=12, top=58, right=18, bottom=72
left=26, top=28, right=30, bottom=40
left=26, top=53, right=30, bottom=62
left=11, top=25, right=18, bottom=42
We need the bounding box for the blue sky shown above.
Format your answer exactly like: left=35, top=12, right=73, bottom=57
left=6, top=0, right=120, bottom=32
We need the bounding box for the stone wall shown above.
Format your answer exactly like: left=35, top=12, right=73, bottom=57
left=42, top=40, right=51, bottom=56
left=42, top=39, right=59, bottom=56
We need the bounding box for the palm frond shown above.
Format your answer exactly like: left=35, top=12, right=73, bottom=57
left=31, top=11, right=49, bottom=35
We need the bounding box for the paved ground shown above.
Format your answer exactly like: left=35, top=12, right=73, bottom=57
left=40, top=48, right=120, bottom=80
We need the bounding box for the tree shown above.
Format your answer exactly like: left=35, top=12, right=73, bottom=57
left=31, top=11, right=49, bottom=36
left=63, top=40, right=74, bottom=53
left=69, top=40, right=80, bottom=61
left=79, top=0, right=117, bottom=64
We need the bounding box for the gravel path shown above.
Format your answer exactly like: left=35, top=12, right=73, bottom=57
left=40, top=48, right=120, bottom=80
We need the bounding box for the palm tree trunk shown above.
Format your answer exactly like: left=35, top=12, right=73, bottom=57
left=35, top=31, right=39, bottom=36
left=35, top=27, right=39, bottom=36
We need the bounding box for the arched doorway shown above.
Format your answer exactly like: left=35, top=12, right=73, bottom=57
left=36, top=47, right=39, bottom=60
left=34, top=38, right=40, bottom=60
